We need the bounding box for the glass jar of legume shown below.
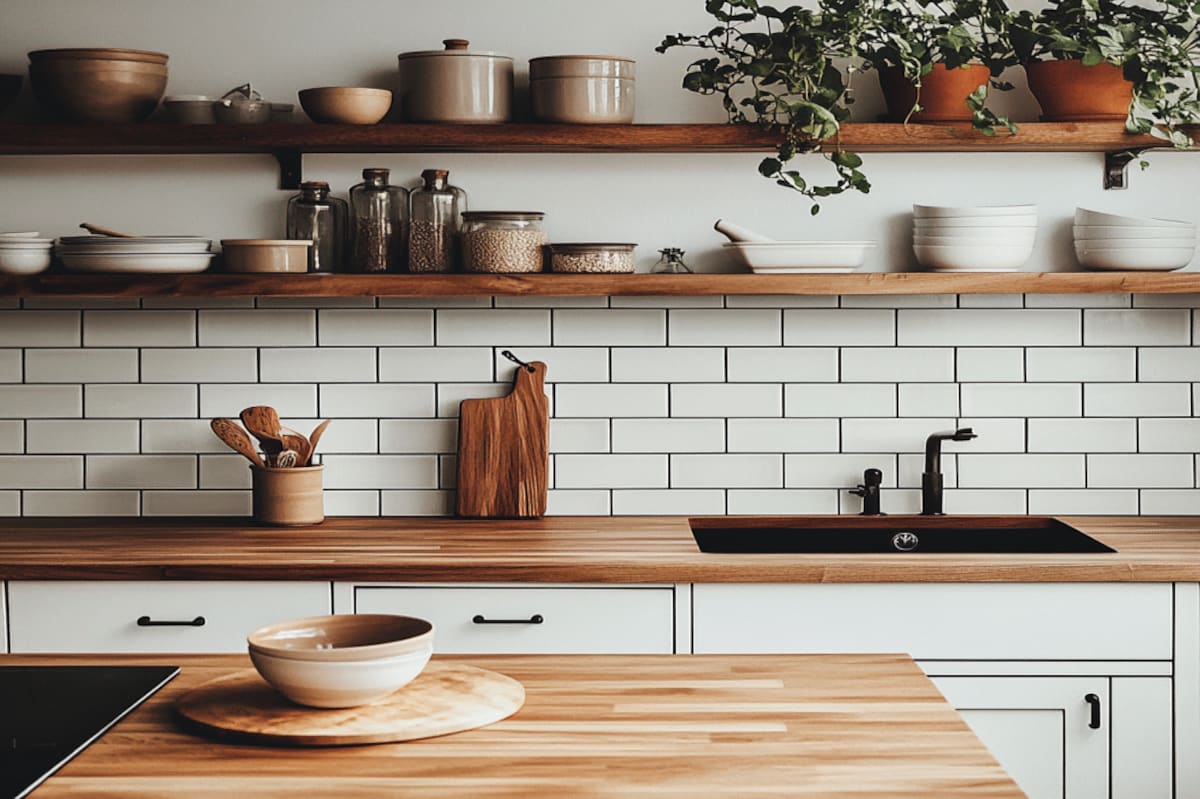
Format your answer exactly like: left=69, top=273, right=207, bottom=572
left=461, top=211, right=547, bottom=273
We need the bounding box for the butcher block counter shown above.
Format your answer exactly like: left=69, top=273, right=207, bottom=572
left=9, top=652, right=1021, bottom=798
left=0, top=515, right=1198, bottom=582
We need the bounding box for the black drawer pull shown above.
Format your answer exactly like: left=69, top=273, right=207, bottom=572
left=137, top=615, right=206, bottom=628
left=472, top=614, right=544, bottom=625
left=1084, top=693, right=1102, bottom=729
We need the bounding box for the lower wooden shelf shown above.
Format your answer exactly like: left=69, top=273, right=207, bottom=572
left=1, top=271, right=1198, bottom=297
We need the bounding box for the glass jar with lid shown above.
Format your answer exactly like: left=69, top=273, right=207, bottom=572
left=461, top=211, right=547, bottom=273
left=408, top=169, right=467, bottom=273
left=285, top=180, right=348, bottom=273
left=348, top=167, right=409, bottom=273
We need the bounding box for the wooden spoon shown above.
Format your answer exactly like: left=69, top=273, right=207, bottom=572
left=209, top=418, right=264, bottom=467
left=240, top=406, right=284, bottom=458
left=307, top=419, right=331, bottom=465
left=279, top=426, right=312, bottom=468
left=79, top=222, right=139, bottom=238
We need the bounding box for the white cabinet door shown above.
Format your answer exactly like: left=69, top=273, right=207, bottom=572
left=931, top=676, right=1109, bottom=799
left=1110, top=677, right=1173, bottom=799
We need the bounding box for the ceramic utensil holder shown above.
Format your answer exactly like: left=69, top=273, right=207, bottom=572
left=252, top=465, right=324, bottom=526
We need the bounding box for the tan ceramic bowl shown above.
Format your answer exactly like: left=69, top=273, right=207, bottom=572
left=248, top=614, right=435, bottom=662
left=29, top=59, right=167, bottom=123
left=29, top=48, right=168, bottom=65
left=298, top=87, right=392, bottom=124
left=249, top=647, right=433, bottom=708
left=221, top=239, right=311, bottom=273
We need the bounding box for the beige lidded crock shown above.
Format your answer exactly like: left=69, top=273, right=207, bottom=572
left=252, top=465, right=324, bottom=526
left=397, top=39, right=513, bottom=123
left=529, top=55, right=635, bottom=124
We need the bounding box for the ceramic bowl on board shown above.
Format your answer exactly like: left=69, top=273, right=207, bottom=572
left=1075, top=208, right=1192, bottom=228
left=249, top=647, right=433, bottom=708
left=298, top=87, right=392, bottom=125
left=248, top=614, right=434, bottom=662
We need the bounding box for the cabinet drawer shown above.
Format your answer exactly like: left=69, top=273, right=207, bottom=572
left=8, top=581, right=331, bottom=653
left=693, top=583, right=1172, bottom=660
left=352, top=585, right=675, bottom=654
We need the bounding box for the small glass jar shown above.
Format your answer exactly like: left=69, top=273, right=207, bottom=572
left=285, top=180, right=348, bottom=274
left=408, top=168, right=467, bottom=273
left=652, top=247, right=693, bottom=274
left=549, top=243, right=636, bottom=273
left=461, top=211, right=547, bottom=273
left=348, top=167, right=409, bottom=273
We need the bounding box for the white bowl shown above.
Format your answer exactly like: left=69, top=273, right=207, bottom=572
left=723, top=241, right=875, bottom=270
left=914, top=242, right=1033, bottom=271
left=0, top=248, right=52, bottom=275
left=1074, top=208, right=1192, bottom=228
left=59, top=252, right=214, bottom=274
left=0, top=232, right=39, bottom=238
left=914, top=217, right=1038, bottom=229
left=0, top=241, right=53, bottom=249
left=914, top=228, right=1037, bottom=242
left=1073, top=225, right=1196, bottom=241
left=1072, top=238, right=1196, bottom=249
left=914, top=204, right=1037, bottom=219
left=1074, top=242, right=1195, bottom=271
left=914, top=235, right=1038, bottom=251
left=249, top=646, right=433, bottom=708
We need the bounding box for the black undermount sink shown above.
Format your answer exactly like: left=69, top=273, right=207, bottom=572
left=689, top=516, right=1115, bottom=554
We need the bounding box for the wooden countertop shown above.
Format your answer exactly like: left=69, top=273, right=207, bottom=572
left=10, top=652, right=1022, bottom=798
left=1, top=515, right=1199, bottom=582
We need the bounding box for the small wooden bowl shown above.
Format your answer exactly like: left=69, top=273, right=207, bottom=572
left=299, top=87, right=392, bottom=125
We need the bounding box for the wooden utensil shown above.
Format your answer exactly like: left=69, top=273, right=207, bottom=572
left=209, top=418, right=264, bottom=467
left=306, top=419, right=331, bottom=465
left=79, top=222, right=139, bottom=238
left=455, top=351, right=549, bottom=518
left=175, top=662, right=525, bottom=746
left=279, top=427, right=312, bottom=467
left=240, top=406, right=284, bottom=458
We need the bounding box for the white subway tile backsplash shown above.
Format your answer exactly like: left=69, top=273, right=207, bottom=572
left=26, top=349, right=138, bottom=384
left=0, top=456, right=82, bottom=488
left=199, top=384, right=315, bottom=418
left=0, top=311, right=79, bottom=346
left=1026, top=347, right=1136, bottom=382
left=27, top=420, right=139, bottom=454
left=897, top=384, right=958, bottom=416
left=550, top=419, right=610, bottom=453
left=557, top=384, right=667, bottom=418
left=325, top=490, right=381, bottom=516
left=672, top=454, right=782, bottom=488
left=380, top=419, right=458, bottom=454
left=140, top=348, right=258, bottom=383
left=142, top=419, right=231, bottom=454
left=1088, top=454, right=1193, bottom=488
left=24, top=299, right=136, bottom=310
left=0, top=491, right=17, bottom=515
left=553, top=309, right=665, bottom=346
left=199, top=309, right=315, bottom=346
left=0, top=350, right=19, bottom=382
left=381, top=296, right=491, bottom=308
left=1087, top=383, right=1191, bottom=417
left=318, top=309, right=432, bottom=345
left=787, top=384, right=896, bottom=417
left=22, top=490, right=139, bottom=516
left=260, top=348, right=377, bottom=383
left=727, top=489, right=839, bottom=515
left=83, top=310, right=195, bottom=347
left=956, top=348, right=1024, bottom=382
left=321, top=384, right=433, bottom=418
left=380, top=490, right=454, bottom=516
left=496, top=295, right=610, bottom=308
left=0, top=385, right=82, bottom=418
left=611, top=347, right=723, bottom=383
left=612, top=489, right=725, bottom=515
left=1139, top=348, right=1200, bottom=381
left=726, top=295, right=837, bottom=308
left=669, top=309, right=780, bottom=346
left=0, top=420, right=21, bottom=453
left=436, top=383, right=512, bottom=417
left=286, top=418, right=377, bottom=454
left=943, top=489, right=1028, bottom=514
left=1139, top=419, right=1200, bottom=453
left=556, top=454, right=667, bottom=488
left=546, top=489, right=611, bottom=515
left=1026, top=294, right=1131, bottom=308
left=898, top=309, right=1080, bottom=346
left=727, top=418, right=839, bottom=453
left=1084, top=309, right=1190, bottom=346
left=143, top=491, right=252, bottom=516
left=1027, top=489, right=1139, bottom=515
left=784, top=454, right=897, bottom=489
left=961, top=383, right=1081, bottom=417
left=1141, top=490, right=1200, bottom=514
left=727, top=347, right=837, bottom=383
left=1027, top=418, right=1136, bottom=453
left=437, top=309, right=550, bottom=346
left=948, top=419, right=1026, bottom=453
left=897, top=453, right=956, bottom=489
left=841, top=348, right=953, bottom=383
left=199, top=455, right=252, bottom=489
left=841, top=418, right=955, bottom=453
left=87, top=455, right=195, bottom=489
left=784, top=309, right=894, bottom=346
left=611, top=296, right=722, bottom=308
left=380, top=347, right=494, bottom=382
left=87, top=385, right=199, bottom=419
left=841, top=294, right=957, bottom=309
left=498, top=347, right=609, bottom=383
left=959, top=294, right=1024, bottom=308
left=672, top=384, right=780, bottom=417
left=323, top=455, right=439, bottom=489
left=958, top=454, right=1084, bottom=488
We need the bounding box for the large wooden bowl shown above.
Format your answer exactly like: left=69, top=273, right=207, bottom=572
left=29, top=58, right=167, bottom=123
left=28, top=47, right=168, bottom=65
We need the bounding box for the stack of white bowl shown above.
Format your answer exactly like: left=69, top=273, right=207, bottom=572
left=0, top=232, right=53, bottom=275
left=1073, top=208, right=1196, bottom=271
left=913, top=204, right=1038, bottom=272
left=56, top=235, right=214, bottom=274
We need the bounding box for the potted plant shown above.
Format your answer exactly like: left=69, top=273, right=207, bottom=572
left=1011, top=0, right=1200, bottom=146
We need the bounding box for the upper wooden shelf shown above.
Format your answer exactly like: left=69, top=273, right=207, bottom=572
left=0, top=121, right=1164, bottom=155
left=2, top=271, right=1197, bottom=297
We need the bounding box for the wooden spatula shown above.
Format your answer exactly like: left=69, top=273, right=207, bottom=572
left=306, top=419, right=331, bottom=466
left=209, top=418, right=264, bottom=467
left=240, top=406, right=284, bottom=459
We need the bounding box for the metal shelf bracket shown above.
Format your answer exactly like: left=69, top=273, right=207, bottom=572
left=1104, top=149, right=1146, bottom=190
left=273, top=150, right=303, bottom=190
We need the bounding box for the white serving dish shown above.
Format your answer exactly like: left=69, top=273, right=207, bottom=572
left=913, top=204, right=1037, bottom=219
left=914, top=217, right=1038, bottom=230
left=723, top=241, right=875, bottom=270
left=913, top=242, right=1033, bottom=271
left=0, top=248, right=52, bottom=274
left=58, top=235, right=209, bottom=245
left=1074, top=242, right=1195, bottom=271
left=1073, top=225, right=1196, bottom=241
left=58, top=241, right=212, bottom=254
left=249, top=645, right=433, bottom=708
left=60, top=251, right=214, bottom=274
left=1074, top=208, right=1192, bottom=228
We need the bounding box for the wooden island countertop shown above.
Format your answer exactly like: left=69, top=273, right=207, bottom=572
left=1, top=514, right=1199, bottom=582
left=10, top=652, right=1022, bottom=798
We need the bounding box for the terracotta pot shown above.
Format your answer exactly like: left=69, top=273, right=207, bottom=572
left=252, top=465, right=324, bottom=526
left=1025, top=60, right=1132, bottom=121
left=878, top=63, right=991, bottom=122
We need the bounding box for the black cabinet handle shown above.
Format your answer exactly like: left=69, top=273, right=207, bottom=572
left=472, top=614, right=544, bottom=625
left=1085, top=693, right=1102, bottom=729
left=137, top=615, right=206, bottom=627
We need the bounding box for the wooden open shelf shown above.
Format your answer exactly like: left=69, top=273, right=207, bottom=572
left=2, top=271, right=1197, bottom=298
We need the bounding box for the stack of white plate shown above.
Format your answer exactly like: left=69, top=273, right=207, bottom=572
left=0, top=232, right=53, bottom=275
left=1073, top=209, right=1196, bottom=271
left=912, top=204, right=1038, bottom=272
left=56, top=236, right=215, bottom=274
left=722, top=241, right=875, bottom=273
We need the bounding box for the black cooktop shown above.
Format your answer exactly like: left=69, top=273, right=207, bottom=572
left=1, top=665, right=179, bottom=799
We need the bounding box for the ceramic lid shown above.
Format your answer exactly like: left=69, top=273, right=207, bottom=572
left=398, top=38, right=511, bottom=60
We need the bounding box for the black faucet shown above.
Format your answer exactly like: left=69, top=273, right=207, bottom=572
left=922, top=428, right=977, bottom=516
left=849, top=468, right=884, bottom=516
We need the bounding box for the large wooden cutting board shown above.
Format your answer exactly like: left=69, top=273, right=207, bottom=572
left=455, top=360, right=549, bottom=518
left=175, top=661, right=525, bottom=746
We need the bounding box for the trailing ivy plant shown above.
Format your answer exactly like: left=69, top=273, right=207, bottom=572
left=1010, top=0, right=1200, bottom=147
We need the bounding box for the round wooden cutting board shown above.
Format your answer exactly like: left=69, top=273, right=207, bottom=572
left=175, top=661, right=525, bottom=746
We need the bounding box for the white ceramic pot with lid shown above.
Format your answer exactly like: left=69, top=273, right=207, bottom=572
left=397, top=39, right=513, bottom=123
left=529, top=55, right=635, bottom=123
